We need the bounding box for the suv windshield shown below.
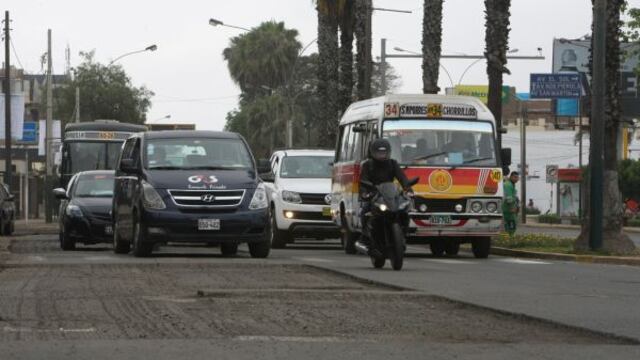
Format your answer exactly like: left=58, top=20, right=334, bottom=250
left=74, top=174, right=115, bottom=197
left=280, top=156, right=333, bottom=178
left=382, top=120, right=497, bottom=167
left=144, top=138, right=253, bottom=170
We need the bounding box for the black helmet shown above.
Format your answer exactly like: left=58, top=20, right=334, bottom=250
left=369, top=138, right=391, bottom=162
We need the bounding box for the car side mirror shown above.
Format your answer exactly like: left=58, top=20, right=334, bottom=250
left=53, top=188, right=68, bottom=200
left=261, top=172, right=275, bottom=183
left=120, top=158, right=139, bottom=173
left=501, top=148, right=512, bottom=167
left=257, top=159, right=271, bottom=174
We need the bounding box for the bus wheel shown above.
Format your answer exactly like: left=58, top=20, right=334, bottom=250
left=472, top=237, right=491, bottom=259
left=430, top=239, right=445, bottom=257
left=340, top=216, right=357, bottom=255
left=445, top=241, right=460, bottom=256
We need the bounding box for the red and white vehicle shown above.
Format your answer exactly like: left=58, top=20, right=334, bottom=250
left=331, top=94, right=510, bottom=258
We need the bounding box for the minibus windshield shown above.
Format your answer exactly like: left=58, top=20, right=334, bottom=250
left=382, top=120, right=497, bottom=167
left=144, top=138, right=254, bottom=170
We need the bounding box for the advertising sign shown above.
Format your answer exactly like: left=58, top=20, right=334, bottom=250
left=0, top=94, right=25, bottom=140
left=454, top=85, right=510, bottom=104
left=546, top=165, right=559, bottom=184
left=552, top=38, right=638, bottom=74
left=20, top=122, right=37, bottom=143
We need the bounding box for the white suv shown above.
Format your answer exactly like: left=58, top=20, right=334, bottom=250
left=264, top=150, right=339, bottom=248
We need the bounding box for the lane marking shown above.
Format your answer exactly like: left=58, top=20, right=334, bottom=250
left=3, top=326, right=96, bottom=333
left=497, top=258, right=552, bottom=265
left=142, top=295, right=197, bottom=304
left=84, top=256, right=116, bottom=261
left=234, top=335, right=369, bottom=343
left=425, top=259, right=479, bottom=265
left=295, top=257, right=335, bottom=263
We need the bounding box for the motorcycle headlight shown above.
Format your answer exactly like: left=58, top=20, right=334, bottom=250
left=377, top=203, right=388, bottom=212
left=470, top=201, right=483, bottom=213
left=250, top=183, right=269, bottom=210
left=142, top=181, right=166, bottom=210
left=281, top=190, right=302, bottom=204
left=486, top=201, right=498, bottom=213
left=66, top=204, right=83, bottom=217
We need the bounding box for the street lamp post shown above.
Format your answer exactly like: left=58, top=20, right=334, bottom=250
left=394, top=46, right=455, bottom=90
left=457, top=49, right=519, bottom=85
left=108, top=45, right=157, bottom=66
left=209, top=18, right=251, bottom=32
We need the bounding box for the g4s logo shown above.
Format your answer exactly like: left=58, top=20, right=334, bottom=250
left=188, top=175, right=219, bottom=184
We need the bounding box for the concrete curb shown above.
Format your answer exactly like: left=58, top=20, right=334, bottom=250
left=522, top=222, right=640, bottom=234
left=491, top=247, right=640, bottom=267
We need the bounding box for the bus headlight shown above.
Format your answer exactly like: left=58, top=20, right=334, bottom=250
left=470, top=201, right=483, bottom=213
left=486, top=201, right=498, bottom=213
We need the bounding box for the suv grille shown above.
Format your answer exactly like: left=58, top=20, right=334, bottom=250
left=168, top=189, right=245, bottom=207
left=299, top=193, right=329, bottom=205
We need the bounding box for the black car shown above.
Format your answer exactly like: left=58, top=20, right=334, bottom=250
left=53, top=170, right=115, bottom=250
left=0, top=183, right=15, bottom=236
left=112, top=130, right=271, bottom=257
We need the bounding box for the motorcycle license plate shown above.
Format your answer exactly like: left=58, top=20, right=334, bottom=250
left=104, top=225, right=113, bottom=235
left=198, top=219, right=220, bottom=231
left=322, top=207, right=331, bottom=216
left=431, top=215, right=452, bottom=226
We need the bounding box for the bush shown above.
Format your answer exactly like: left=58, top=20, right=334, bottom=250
left=538, top=214, right=561, bottom=224
left=525, top=206, right=541, bottom=215
left=494, top=233, right=574, bottom=249
left=627, top=218, right=640, bottom=228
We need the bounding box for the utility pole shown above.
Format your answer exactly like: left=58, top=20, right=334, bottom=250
left=75, top=87, right=80, bottom=122
left=45, top=29, right=53, bottom=223
left=590, top=0, right=606, bottom=250
left=380, top=38, right=387, bottom=95
left=3, top=11, right=12, bottom=191
left=520, top=102, right=527, bottom=224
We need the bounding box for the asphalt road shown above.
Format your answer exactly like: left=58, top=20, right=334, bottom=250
left=1, top=235, right=639, bottom=359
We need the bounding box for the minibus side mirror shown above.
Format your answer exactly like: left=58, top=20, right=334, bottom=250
left=501, top=148, right=512, bottom=167
left=120, top=159, right=140, bottom=174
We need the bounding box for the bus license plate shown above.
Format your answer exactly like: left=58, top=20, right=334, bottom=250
left=431, top=215, right=451, bottom=226
left=198, top=219, right=220, bottom=231
left=322, top=207, right=331, bottom=216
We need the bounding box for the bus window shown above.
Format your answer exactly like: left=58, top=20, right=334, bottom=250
left=337, top=125, right=352, bottom=163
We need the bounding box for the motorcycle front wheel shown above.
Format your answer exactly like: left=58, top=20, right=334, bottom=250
left=389, top=223, right=405, bottom=271
left=371, top=256, right=385, bottom=268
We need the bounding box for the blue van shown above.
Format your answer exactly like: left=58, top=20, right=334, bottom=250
left=112, top=130, right=271, bottom=257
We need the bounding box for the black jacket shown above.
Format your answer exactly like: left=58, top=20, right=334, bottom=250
left=359, top=159, right=411, bottom=196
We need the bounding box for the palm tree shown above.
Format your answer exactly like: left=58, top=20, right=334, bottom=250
left=338, top=0, right=356, bottom=113
left=576, top=0, right=636, bottom=254
left=422, top=0, right=444, bottom=94
left=354, top=0, right=372, bottom=100
left=316, top=0, right=340, bottom=147
left=484, top=0, right=511, bottom=151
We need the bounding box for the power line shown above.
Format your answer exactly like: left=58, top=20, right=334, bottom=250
left=9, top=38, right=24, bottom=70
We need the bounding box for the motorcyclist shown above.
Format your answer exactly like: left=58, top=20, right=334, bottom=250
left=358, top=138, right=414, bottom=255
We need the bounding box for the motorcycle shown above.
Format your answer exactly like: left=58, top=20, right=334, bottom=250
left=356, top=178, right=419, bottom=271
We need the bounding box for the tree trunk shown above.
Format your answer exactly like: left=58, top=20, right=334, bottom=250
left=338, top=1, right=355, bottom=114
left=576, top=0, right=636, bottom=254
left=422, top=0, right=444, bottom=94
left=484, top=0, right=511, bottom=152
left=355, top=0, right=372, bottom=100
left=317, top=7, right=340, bottom=148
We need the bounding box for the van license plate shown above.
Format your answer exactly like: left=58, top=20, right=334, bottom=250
left=431, top=215, right=452, bottom=226
left=322, top=207, right=331, bottom=216
left=198, top=219, right=220, bottom=231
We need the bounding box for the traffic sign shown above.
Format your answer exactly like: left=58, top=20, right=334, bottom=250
left=20, top=122, right=37, bottom=143
left=546, top=165, right=559, bottom=184
left=530, top=73, right=582, bottom=99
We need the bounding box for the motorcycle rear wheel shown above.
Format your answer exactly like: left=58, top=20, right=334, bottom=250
left=390, top=223, right=405, bottom=271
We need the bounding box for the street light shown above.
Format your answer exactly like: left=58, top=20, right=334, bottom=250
left=457, top=49, right=519, bottom=85
left=208, top=18, right=251, bottom=32
left=108, top=44, right=158, bottom=65
left=148, top=114, right=171, bottom=123
left=393, top=46, right=455, bottom=89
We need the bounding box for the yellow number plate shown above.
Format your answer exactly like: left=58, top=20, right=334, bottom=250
left=427, top=104, right=443, bottom=118
left=98, top=131, right=115, bottom=140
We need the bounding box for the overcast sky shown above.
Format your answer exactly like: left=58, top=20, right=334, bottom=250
left=6, top=0, right=639, bottom=130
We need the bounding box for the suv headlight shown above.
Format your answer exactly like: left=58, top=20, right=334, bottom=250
left=142, top=181, right=166, bottom=210
left=281, top=190, right=302, bottom=204
left=250, top=183, right=269, bottom=210
left=66, top=204, right=83, bottom=217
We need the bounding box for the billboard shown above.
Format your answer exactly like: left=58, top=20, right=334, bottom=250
left=0, top=94, right=25, bottom=140
left=454, top=85, right=510, bottom=104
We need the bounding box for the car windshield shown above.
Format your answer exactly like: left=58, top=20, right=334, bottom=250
left=73, top=174, right=115, bottom=197
left=280, top=156, right=333, bottom=179
left=65, top=142, right=123, bottom=173
left=144, top=138, right=254, bottom=170
left=382, top=120, right=497, bottom=167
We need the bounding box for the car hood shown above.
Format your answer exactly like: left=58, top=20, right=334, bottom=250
left=277, top=177, right=332, bottom=194
left=144, top=169, right=258, bottom=190
left=72, top=197, right=112, bottom=218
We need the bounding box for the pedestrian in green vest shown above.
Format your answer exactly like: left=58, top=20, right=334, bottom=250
left=503, top=171, right=520, bottom=236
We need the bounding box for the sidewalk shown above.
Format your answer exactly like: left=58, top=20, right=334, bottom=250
left=12, top=219, right=59, bottom=236
left=523, top=215, right=640, bottom=234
